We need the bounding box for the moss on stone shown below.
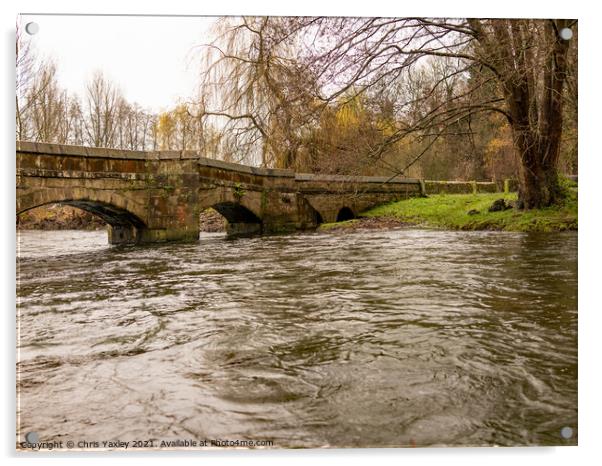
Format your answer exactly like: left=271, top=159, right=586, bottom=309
left=319, top=219, right=360, bottom=231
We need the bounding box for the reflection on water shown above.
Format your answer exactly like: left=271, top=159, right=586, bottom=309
left=16, top=228, right=577, bottom=447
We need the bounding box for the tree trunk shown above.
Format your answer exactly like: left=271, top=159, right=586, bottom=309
left=516, top=147, right=563, bottom=209
left=512, top=109, right=565, bottom=209
left=472, top=19, right=573, bottom=209
left=517, top=21, right=571, bottom=209
left=510, top=117, right=566, bottom=209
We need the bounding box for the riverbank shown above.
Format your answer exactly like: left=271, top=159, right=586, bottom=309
left=199, top=208, right=227, bottom=232
left=17, top=205, right=228, bottom=232
left=17, top=205, right=105, bottom=230
left=320, top=190, right=577, bottom=233
left=18, top=190, right=577, bottom=234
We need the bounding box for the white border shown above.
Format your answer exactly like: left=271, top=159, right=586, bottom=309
left=3, top=1, right=599, bottom=466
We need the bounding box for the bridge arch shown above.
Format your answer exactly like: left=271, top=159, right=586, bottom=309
left=336, top=207, right=355, bottom=222
left=211, top=201, right=260, bottom=224
left=210, top=201, right=262, bottom=236
left=17, top=189, right=147, bottom=244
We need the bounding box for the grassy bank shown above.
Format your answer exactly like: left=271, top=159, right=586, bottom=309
left=360, top=191, right=577, bottom=232
left=319, top=190, right=577, bottom=233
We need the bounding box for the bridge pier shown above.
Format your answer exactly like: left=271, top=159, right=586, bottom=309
left=137, top=228, right=200, bottom=244
left=226, top=222, right=262, bottom=237
left=107, top=225, right=140, bottom=245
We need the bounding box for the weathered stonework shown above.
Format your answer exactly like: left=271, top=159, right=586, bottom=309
left=17, top=141, right=425, bottom=244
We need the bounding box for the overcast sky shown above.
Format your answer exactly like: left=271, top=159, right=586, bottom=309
left=19, top=14, right=217, bottom=112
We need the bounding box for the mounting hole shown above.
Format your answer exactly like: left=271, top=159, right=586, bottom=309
left=559, top=27, right=573, bottom=41
left=25, top=22, right=39, bottom=35
left=560, top=426, right=573, bottom=439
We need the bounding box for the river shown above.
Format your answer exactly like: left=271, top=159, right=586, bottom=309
left=16, top=228, right=578, bottom=448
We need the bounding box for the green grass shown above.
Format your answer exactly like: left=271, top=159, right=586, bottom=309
left=361, top=191, right=577, bottom=232
left=319, top=219, right=360, bottom=230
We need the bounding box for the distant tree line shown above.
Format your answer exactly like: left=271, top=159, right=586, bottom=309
left=16, top=66, right=207, bottom=154
left=16, top=24, right=213, bottom=155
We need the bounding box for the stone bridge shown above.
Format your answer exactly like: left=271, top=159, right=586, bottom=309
left=16, top=141, right=423, bottom=245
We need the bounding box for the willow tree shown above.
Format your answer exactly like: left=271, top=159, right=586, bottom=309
left=198, top=17, right=320, bottom=168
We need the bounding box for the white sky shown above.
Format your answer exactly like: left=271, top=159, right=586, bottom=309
left=19, top=14, right=217, bottom=112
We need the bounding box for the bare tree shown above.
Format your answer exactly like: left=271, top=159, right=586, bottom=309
left=26, top=63, right=69, bottom=142
left=83, top=71, right=122, bottom=148
left=17, top=46, right=162, bottom=152
left=66, top=96, right=85, bottom=146
left=16, top=20, right=42, bottom=141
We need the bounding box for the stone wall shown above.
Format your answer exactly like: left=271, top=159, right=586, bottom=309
left=424, top=179, right=519, bottom=195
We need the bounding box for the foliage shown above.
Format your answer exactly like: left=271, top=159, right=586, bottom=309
left=232, top=182, right=246, bottom=199
left=156, top=112, right=175, bottom=150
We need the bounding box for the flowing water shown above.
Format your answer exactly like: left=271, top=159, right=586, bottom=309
left=16, top=228, right=577, bottom=448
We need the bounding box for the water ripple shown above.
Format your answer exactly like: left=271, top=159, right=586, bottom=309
left=16, top=228, right=577, bottom=447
